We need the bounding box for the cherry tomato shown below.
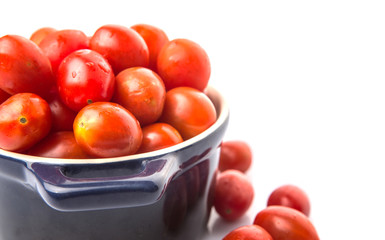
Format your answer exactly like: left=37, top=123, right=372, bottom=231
left=219, top=140, right=252, bottom=173
left=47, top=93, right=77, bottom=132
left=29, top=27, right=56, bottom=45
left=57, top=49, right=115, bottom=112
left=131, top=23, right=169, bottom=72
left=267, top=184, right=311, bottom=217
left=223, top=225, right=273, bottom=240
left=27, top=131, right=89, bottom=159
left=90, top=24, right=149, bottom=74
left=159, top=87, right=216, bottom=140
left=113, top=67, right=165, bottom=126
left=0, top=93, right=52, bottom=152
left=137, top=123, right=183, bottom=153
left=0, top=89, right=10, bottom=104
left=73, top=102, right=142, bottom=158
left=157, top=38, right=211, bottom=91
left=253, top=206, right=319, bottom=240
left=39, top=29, right=89, bottom=74
left=214, top=169, right=254, bottom=221
left=0, top=35, right=55, bottom=99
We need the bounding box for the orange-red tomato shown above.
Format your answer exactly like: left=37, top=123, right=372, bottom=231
left=131, top=23, right=169, bottom=72
left=90, top=24, right=149, bottom=75
left=0, top=35, right=55, bottom=99
left=267, top=184, right=311, bottom=217
left=73, top=102, right=142, bottom=158
left=214, top=169, right=254, bottom=221
left=219, top=140, right=252, bottom=173
left=159, top=87, right=216, bottom=140
left=157, top=38, right=211, bottom=91
left=253, top=206, right=319, bottom=240
left=27, top=131, right=89, bottom=159
left=29, top=27, right=56, bottom=45
left=39, top=29, right=89, bottom=74
left=0, top=93, right=52, bottom=152
left=113, top=67, right=166, bottom=126
left=223, top=225, right=273, bottom=240
left=137, top=123, right=183, bottom=153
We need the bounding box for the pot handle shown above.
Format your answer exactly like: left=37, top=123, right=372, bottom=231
left=29, top=158, right=174, bottom=212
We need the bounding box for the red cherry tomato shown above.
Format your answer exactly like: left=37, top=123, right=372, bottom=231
left=219, top=140, right=252, bottom=173
left=57, top=49, right=115, bottom=112
left=0, top=35, right=55, bottom=99
left=29, top=27, right=56, bottom=45
left=223, top=225, right=273, bottom=240
left=73, top=102, right=142, bottom=158
left=39, top=29, right=89, bottom=74
left=267, top=184, right=311, bottom=217
left=113, top=67, right=166, bottom=126
left=131, top=23, right=169, bottom=72
left=159, top=87, right=217, bottom=140
left=253, top=206, right=319, bottom=240
left=0, top=89, right=11, bottom=104
left=214, top=169, right=254, bottom=221
left=137, top=123, right=183, bottom=153
left=0, top=93, right=52, bottom=152
left=47, top=93, right=77, bottom=132
left=27, top=131, right=89, bottom=159
left=157, top=38, right=211, bottom=91
left=90, top=24, right=149, bottom=74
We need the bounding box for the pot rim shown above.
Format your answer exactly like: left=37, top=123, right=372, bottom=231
left=0, top=86, right=229, bottom=165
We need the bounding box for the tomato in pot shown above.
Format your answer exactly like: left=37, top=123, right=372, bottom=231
left=0, top=35, right=55, bottom=99
left=73, top=102, right=142, bottom=158
left=0, top=93, right=52, bottom=152
left=159, top=87, right=217, bottom=140
left=90, top=24, right=149, bottom=75
left=57, top=49, right=115, bottom=112
left=113, top=67, right=166, bottom=126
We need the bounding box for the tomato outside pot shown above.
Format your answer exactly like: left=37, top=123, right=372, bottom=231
left=0, top=86, right=229, bottom=240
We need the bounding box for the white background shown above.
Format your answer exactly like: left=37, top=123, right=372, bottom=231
left=2, top=1, right=385, bottom=239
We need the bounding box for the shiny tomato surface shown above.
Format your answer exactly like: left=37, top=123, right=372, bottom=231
left=113, top=67, right=166, bottom=126
left=29, top=27, right=56, bottom=45
left=223, top=225, right=273, bottom=240
left=157, top=38, right=211, bottom=91
left=0, top=93, right=52, bottom=152
left=0, top=35, right=55, bottom=99
left=159, top=87, right=216, bottom=140
left=137, top=122, right=183, bottom=153
left=28, top=131, right=89, bottom=159
left=131, top=23, right=169, bottom=72
left=73, top=102, right=142, bottom=158
left=57, top=49, right=115, bottom=112
left=90, top=24, right=149, bottom=74
left=253, top=206, right=319, bottom=240
left=219, top=140, right=253, bottom=173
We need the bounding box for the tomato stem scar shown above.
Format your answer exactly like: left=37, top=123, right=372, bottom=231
left=19, top=116, right=27, bottom=124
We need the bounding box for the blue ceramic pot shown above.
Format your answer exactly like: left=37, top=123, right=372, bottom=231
left=0, top=86, right=229, bottom=240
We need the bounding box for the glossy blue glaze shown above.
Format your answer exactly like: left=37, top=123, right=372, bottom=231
left=0, top=87, right=229, bottom=240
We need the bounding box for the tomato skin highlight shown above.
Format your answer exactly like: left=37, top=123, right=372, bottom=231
left=113, top=67, right=166, bottom=126
left=253, top=206, right=320, bottom=240
left=73, top=102, right=142, bottom=158
left=57, top=49, right=115, bottom=112
left=267, top=184, right=311, bottom=217
left=0, top=35, right=55, bottom=99
left=159, top=87, right=216, bottom=140
left=219, top=140, right=252, bottom=173
left=30, top=27, right=57, bottom=45
left=214, top=169, right=254, bottom=221
left=223, top=225, right=273, bottom=240
left=90, top=24, right=149, bottom=75
left=0, top=93, right=52, bottom=152
left=157, top=38, right=210, bottom=91
left=27, top=131, right=89, bottom=159
left=137, top=122, right=183, bottom=153
left=131, top=24, right=169, bottom=72
left=38, top=29, right=89, bottom=74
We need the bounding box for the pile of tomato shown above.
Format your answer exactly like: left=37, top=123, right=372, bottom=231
left=0, top=24, right=216, bottom=158
left=216, top=140, right=320, bottom=240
